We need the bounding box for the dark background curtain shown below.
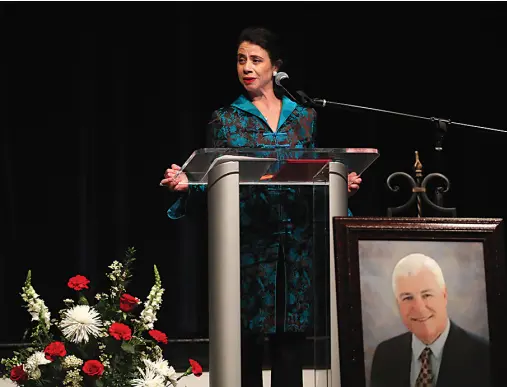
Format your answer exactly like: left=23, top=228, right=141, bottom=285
left=1, top=2, right=506, bottom=347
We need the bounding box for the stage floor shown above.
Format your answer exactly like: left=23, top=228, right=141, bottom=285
left=181, top=370, right=331, bottom=387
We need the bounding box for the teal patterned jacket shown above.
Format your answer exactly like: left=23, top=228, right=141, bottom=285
left=168, top=94, right=352, bottom=334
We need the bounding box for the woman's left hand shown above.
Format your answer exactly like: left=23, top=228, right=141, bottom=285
left=348, top=172, right=362, bottom=197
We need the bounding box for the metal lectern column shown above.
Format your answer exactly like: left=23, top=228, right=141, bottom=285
left=207, top=161, right=242, bottom=387
left=328, top=161, right=349, bottom=387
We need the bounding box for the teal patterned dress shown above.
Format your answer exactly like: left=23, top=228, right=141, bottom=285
left=168, top=94, right=351, bottom=334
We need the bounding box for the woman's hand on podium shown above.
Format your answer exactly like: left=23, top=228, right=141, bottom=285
left=160, top=164, right=189, bottom=192
left=348, top=172, right=362, bottom=197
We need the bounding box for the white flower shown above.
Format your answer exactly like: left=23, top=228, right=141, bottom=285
left=62, top=355, right=84, bottom=369
left=143, top=358, right=177, bottom=380
left=140, top=266, right=164, bottom=330
left=63, top=368, right=83, bottom=386
left=109, top=260, right=123, bottom=271
left=24, top=351, right=51, bottom=378
left=28, top=367, right=41, bottom=380
left=26, top=299, right=51, bottom=326
left=0, top=378, right=19, bottom=387
left=131, top=367, right=167, bottom=387
left=21, top=271, right=51, bottom=330
left=25, top=351, right=51, bottom=368
left=60, top=305, right=103, bottom=343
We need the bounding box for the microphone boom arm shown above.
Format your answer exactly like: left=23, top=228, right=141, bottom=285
left=311, top=98, right=506, bottom=136
left=307, top=97, right=504, bottom=217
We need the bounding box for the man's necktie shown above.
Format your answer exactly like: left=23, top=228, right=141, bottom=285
left=415, top=347, right=433, bottom=387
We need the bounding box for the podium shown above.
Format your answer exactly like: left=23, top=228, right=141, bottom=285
left=178, top=148, right=379, bottom=387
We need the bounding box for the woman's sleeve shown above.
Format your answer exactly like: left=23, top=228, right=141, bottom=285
left=310, top=108, right=317, bottom=149
left=167, top=111, right=225, bottom=220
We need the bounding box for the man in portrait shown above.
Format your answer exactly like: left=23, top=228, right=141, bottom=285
left=370, top=253, right=490, bottom=387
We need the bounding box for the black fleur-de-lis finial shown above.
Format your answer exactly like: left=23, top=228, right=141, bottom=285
left=387, top=151, right=456, bottom=217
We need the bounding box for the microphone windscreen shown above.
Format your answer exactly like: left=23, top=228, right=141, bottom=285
left=274, top=72, right=289, bottom=86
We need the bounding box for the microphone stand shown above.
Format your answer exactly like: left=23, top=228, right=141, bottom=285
left=310, top=97, right=506, bottom=136
left=295, top=91, right=506, bottom=217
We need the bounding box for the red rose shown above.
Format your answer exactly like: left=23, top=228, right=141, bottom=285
left=109, top=322, right=132, bottom=340
left=119, top=293, right=140, bottom=312
left=189, top=358, right=203, bottom=377
left=148, top=329, right=168, bottom=344
left=68, top=275, right=90, bottom=291
left=82, top=360, right=104, bottom=377
left=44, top=341, right=67, bottom=360
left=10, top=365, right=27, bottom=382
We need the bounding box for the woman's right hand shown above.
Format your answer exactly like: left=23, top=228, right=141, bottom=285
left=160, top=164, right=189, bottom=192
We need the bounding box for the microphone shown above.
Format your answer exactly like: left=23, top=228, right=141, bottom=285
left=274, top=72, right=316, bottom=107
left=274, top=72, right=298, bottom=102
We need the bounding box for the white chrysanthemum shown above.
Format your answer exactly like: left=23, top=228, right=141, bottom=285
left=131, top=367, right=166, bottom=387
left=143, top=358, right=177, bottom=380
left=60, top=305, right=103, bottom=343
left=0, top=378, right=19, bottom=387
left=24, top=351, right=51, bottom=378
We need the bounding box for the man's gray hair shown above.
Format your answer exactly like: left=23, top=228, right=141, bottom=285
left=392, top=253, right=446, bottom=297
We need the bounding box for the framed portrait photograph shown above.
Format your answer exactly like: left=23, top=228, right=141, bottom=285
left=332, top=217, right=507, bottom=387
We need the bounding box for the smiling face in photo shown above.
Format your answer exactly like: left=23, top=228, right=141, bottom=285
left=395, top=268, right=448, bottom=344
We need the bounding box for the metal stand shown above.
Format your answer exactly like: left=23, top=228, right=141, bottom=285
left=207, top=161, right=241, bottom=387
left=328, top=161, right=349, bottom=387
left=386, top=151, right=456, bottom=217
left=291, top=93, right=504, bottom=215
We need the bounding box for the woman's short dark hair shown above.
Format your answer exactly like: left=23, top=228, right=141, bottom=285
left=237, top=26, right=283, bottom=69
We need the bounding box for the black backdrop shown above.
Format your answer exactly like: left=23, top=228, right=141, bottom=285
left=1, top=2, right=506, bottom=345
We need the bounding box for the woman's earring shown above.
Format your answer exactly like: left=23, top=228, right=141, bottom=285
left=273, top=71, right=278, bottom=77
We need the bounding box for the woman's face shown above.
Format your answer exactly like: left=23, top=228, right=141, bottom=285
left=237, top=41, right=278, bottom=95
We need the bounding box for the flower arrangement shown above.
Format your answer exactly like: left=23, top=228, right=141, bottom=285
left=0, top=247, right=202, bottom=386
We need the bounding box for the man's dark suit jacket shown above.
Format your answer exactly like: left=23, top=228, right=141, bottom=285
left=370, top=321, right=490, bottom=387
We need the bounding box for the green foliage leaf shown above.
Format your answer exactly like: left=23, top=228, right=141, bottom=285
left=121, top=341, right=135, bottom=354
left=78, top=294, right=89, bottom=305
